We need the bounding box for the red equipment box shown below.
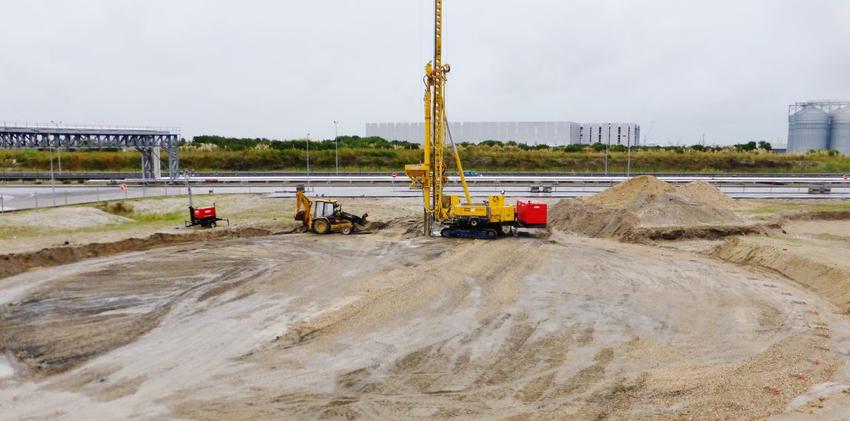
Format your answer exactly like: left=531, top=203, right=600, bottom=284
left=516, top=201, right=547, bottom=226
left=194, top=206, right=217, bottom=220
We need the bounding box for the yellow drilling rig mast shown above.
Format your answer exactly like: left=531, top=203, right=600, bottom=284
left=405, top=0, right=548, bottom=239
left=404, top=0, right=469, bottom=236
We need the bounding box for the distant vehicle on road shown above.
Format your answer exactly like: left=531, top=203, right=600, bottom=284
left=463, top=171, right=482, bottom=177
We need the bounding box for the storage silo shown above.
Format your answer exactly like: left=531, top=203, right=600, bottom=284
left=830, top=107, right=850, bottom=156
left=788, top=106, right=831, bottom=153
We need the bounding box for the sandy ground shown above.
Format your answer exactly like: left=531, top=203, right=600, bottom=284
left=2, top=187, right=850, bottom=419
left=0, top=223, right=847, bottom=419
left=0, top=195, right=415, bottom=255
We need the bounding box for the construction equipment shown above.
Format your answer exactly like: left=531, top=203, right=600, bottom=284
left=186, top=205, right=227, bottom=229
left=404, top=0, right=547, bottom=239
left=183, top=176, right=228, bottom=229
left=295, top=186, right=368, bottom=235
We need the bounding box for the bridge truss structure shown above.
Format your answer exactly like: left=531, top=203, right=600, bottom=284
left=0, top=124, right=180, bottom=180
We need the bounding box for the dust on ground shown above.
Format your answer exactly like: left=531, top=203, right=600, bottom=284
left=2, top=185, right=850, bottom=419
left=0, top=226, right=846, bottom=419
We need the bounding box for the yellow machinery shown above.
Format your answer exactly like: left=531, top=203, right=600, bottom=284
left=404, top=0, right=520, bottom=239
left=295, top=186, right=368, bottom=235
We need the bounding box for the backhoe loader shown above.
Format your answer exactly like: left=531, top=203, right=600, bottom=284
left=294, top=186, right=368, bottom=235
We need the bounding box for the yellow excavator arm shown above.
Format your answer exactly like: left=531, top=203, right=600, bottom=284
left=295, top=188, right=313, bottom=228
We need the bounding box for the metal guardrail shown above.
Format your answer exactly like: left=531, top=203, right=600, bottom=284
left=143, top=175, right=850, bottom=188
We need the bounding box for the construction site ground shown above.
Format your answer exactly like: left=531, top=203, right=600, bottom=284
left=2, top=185, right=850, bottom=420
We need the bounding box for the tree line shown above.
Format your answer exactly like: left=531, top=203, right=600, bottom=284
left=188, top=135, right=775, bottom=154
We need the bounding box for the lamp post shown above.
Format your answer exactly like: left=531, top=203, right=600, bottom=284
left=333, top=120, right=340, bottom=176
left=49, top=147, right=56, bottom=207
left=306, top=132, right=311, bottom=186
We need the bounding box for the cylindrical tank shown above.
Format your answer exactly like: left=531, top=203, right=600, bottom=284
left=788, top=106, right=831, bottom=153
left=830, top=107, right=850, bottom=156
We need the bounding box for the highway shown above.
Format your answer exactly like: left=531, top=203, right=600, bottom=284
left=126, top=174, right=850, bottom=186
left=1, top=179, right=849, bottom=212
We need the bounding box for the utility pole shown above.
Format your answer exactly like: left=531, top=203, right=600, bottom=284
left=333, top=120, right=340, bottom=176
left=604, top=125, right=611, bottom=176
left=50, top=148, right=56, bottom=206
left=604, top=143, right=609, bottom=176
left=51, top=120, right=63, bottom=174
left=306, top=132, right=311, bottom=186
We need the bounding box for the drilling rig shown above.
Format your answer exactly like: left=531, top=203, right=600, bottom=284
left=405, top=0, right=547, bottom=239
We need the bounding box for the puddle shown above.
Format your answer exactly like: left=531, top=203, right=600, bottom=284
left=0, top=355, right=14, bottom=379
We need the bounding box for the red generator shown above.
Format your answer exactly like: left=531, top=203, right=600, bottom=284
left=516, top=201, right=548, bottom=228
left=186, top=205, right=228, bottom=229
left=194, top=206, right=216, bottom=220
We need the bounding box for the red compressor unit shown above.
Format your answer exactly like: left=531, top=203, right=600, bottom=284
left=186, top=205, right=228, bottom=229
left=515, top=200, right=548, bottom=228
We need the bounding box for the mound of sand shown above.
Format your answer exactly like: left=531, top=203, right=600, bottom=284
left=550, top=176, right=762, bottom=241
left=678, top=180, right=739, bottom=208
left=584, top=175, right=675, bottom=208
left=0, top=207, right=132, bottom=230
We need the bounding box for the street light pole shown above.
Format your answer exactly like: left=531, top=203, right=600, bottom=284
left=51, top=120, right=63, bottom=174
left=306, top=133, right=311, bottom=186
left=333, top=120, right=340, bottom=176
left=50, top=148, right=56, bottom=206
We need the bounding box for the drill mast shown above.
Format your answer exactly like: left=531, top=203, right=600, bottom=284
left=406, top=0, right=472, bottom=235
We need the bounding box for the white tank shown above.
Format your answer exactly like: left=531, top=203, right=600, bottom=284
left=788, top=106, right=831, bottom=153
left=830, top=107, right=850, bottom=156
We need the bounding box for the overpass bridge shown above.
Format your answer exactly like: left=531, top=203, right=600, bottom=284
left=0, top=123, right=180, bottom=180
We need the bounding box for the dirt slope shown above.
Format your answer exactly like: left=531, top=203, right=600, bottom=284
left=550, top=176, right=769, bottom=241
left=712, top=222, right=850, bottom=314
left=0, top=230, right=844, bottom=419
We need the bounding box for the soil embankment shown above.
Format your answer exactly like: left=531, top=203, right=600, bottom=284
left=712, top=222, right=850, bottom=314
left=0, top=227, right=290, bottom=280
left=549, top=176, right=774, bottom=242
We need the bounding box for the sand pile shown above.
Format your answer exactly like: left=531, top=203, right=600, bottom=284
left=550, top=176, right=764, bottom=241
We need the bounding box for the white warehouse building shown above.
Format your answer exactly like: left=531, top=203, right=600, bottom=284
left=365, top=121, right=640, bottom=147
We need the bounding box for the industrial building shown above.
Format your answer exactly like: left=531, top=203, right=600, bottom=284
left=787, top=101, right=850, bottom=155
left=366, top=121, right=640, bottom=147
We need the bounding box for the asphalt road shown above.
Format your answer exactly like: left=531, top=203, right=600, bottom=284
left=1, top=183, right=849, bottom=213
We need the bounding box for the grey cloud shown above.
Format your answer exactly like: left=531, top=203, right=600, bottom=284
left=1, top=0, right=847, bottom=145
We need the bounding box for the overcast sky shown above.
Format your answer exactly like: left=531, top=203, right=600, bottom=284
left=1, top=0, right=848, bottom=145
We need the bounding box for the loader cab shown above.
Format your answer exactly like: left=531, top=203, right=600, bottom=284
left=313, top=200, right=339, bottom=219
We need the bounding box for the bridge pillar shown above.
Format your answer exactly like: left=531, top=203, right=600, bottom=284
left=168, top=144, right=179, bottom=181
left=140, top=147, right=162, bottom=180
